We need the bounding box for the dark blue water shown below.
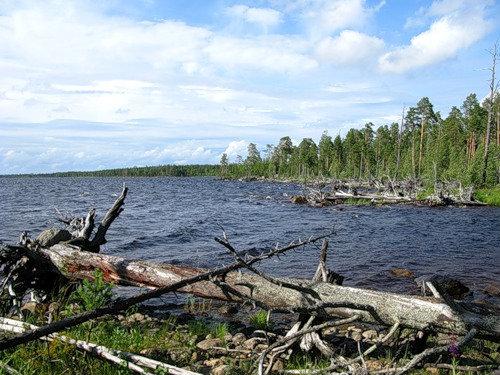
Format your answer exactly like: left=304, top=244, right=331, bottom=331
left=0, top=177, right=499, bottom=294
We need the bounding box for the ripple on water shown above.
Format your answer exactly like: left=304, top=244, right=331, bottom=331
left=0, top=176, right=499, bottom=294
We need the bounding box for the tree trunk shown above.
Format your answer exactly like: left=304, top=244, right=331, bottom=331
left=418, top=120, right=425, bottom=176
left=483, top=43, right=497, bottom=183
left=38, top=243, right=499, bottom=338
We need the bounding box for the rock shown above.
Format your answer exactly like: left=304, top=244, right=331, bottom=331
left=271, top=359, right=284, bottom=372
left=390, top=268, right=414, bottom=278
left=36, top=228, right=72, bottom=247
left=347, top=326, right=362, bottom=333
left=323, top=327, right=337, bottom=335
left=204, top=358, right=223, bottom=367
left=211, top=365, right=228, bottom=375
left=127, top=312, right=146, bottom=323
left=254, top=343, right=268, bottom=352
left=197, top=338, right=222, bottom=351
left=20, top=301, right=40, bottom=314
left=218, top=305, right=238, bottom=316
left=362, top=329, right=377, bottom=340
left=362, top=329, right=378, bottom=341
left=232, top=332, right=246, bottom=345
left=484, top=282, right=500, bottom=297
left=351, top=331, right=362, bottom=341
left=191, top=352, right=198, bottom=362
left=243, top=337, right=265, bottom=350
left=365, top=359, right=383, bottom=371
left=290, top=195, right=308, bottom=204
left=223, top=333, right=232, bottom=342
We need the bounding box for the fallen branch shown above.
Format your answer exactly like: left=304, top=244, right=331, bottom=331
left=0, top=317, right=199, bottom=375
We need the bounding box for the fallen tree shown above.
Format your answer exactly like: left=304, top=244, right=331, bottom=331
left=0, top=186, right=498, bottom=374
left=290, top=179, right=486, bottom=207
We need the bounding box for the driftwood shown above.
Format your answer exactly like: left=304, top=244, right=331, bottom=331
left=0, top=317, right=200, bottom=375
left=29, top=243, right=497, bottom=338
left=0, top=186, right=498, bottom=374
left=292, top=179, right=486, bottom=207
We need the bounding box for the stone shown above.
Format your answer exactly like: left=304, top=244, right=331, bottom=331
left=232, top=332, right=246, bottom=345
left=204, top=358, right=223, bottom=367
left=127, top=312, right=146, bottom=323
left=254, top=343, right=268, bottom=352
left=351, top=331, right=363, bottom=341
left=390, top=268, right=414, bottom=278
left=197, top=338, right=222, bottom=351
left=211, top=365, right=228, bottom=375
left=271, top=359, right=284, bottom=372
left=20, top=301, right=40, bottom=314
left=484, top=282, right=500, bottom=297
left=290, top=195, right=308, bottom=204
left=243, top=337, right=265, bottom=350
left=218, top=304, right=238, bottom=316
left=323, top=327, right=337, bottom=335
left=362, top=329, right=378, bottom=341
left=365, top=359, right=383, bottom=371
left=36, top=228, right=72, bottom=247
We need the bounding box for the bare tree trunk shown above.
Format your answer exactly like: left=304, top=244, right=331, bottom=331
left=418, top=119, right=425, bottom=176
left=35, top=243, right=499, bottom=337
left=482, top=43, right=498, bottom=183
left=395, top=107, right=404, bottom=179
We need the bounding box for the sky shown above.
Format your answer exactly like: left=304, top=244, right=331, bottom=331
left=0, top=0, right=498, bottom=174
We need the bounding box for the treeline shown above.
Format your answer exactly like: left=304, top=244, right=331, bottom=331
left=27, top=164, right=220, bottom=177
left=222, top=93, right=500, bottom=187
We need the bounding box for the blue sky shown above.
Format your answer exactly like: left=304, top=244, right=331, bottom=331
left=0, top=0, right=498, bottom=173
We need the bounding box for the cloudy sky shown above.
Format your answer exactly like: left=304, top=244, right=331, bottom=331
left=0, top=0, right=498, bottom=173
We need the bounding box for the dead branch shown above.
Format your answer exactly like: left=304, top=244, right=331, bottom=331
left=89, top=186, right=128, bottom=251
left=0, top=317, right=199, bottom=375
left=0, top=233, right=328, bottom=351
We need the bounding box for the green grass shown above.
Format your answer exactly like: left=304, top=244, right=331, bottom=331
left=474, top=186, right=500, bottom=206
left=249, top=310, right=271, bottom=330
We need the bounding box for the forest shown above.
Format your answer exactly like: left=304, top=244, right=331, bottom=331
left=222, top=93, right=500, bottom=188
left=33, top=92, right=500, bottom=190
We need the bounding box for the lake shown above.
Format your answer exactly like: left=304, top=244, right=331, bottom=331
left=0, top=176, right=499, bottom=296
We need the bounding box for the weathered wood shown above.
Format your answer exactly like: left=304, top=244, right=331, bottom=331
left=38, top=243, right=499, bottom=337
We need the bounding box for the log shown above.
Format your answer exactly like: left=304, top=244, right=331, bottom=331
left=37, top=243, right=499, bottom=337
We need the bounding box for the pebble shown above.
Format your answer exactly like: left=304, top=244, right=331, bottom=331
left=211, top=365, right=228, bottom=375
left=232, top=332, right=247, bottom=345
left=243, top=337, right=266, bottom=350
left=204, top=358, right=223, bottom=367
left=362, top=329, right=378, bottom=340
left=197, top=338, right=222, bottom=351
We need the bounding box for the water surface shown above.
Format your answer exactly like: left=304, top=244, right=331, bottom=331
left=0, top=177, right=498, bottom=295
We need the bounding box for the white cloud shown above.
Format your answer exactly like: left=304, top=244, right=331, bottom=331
left=300, top=0, right=385, bottom=37
left=223, top=140, right=249, bottom=160
left=226, top=5, right=282, bottom=28
left=379, top=9, right=491, bottom=73
left=316, top=31, right=384, bottom=65
left=391, top=0, right=493, bottom=73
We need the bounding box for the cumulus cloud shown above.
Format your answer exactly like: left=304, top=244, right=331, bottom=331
left=300, top=0, right=385, bottom=37
left=383, top=0, right=493, bottom=73
left=226, top=5, right=282, bottom=28
left=223, top=140, right=249, bottom=161
left=316, top=31, right=384, bottom=66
